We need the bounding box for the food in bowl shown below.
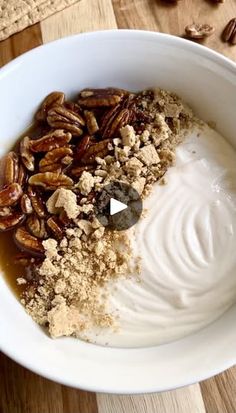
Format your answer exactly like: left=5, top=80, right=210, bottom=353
left=0, top=85, right=236, bottom=348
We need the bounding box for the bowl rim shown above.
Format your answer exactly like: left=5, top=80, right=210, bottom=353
left=1, top=29, right=236, bottom=81
left=0, top=29, right=236, bottom=393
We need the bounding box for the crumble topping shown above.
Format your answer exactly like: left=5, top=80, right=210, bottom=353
left=46, top=188, right=79, bottom=219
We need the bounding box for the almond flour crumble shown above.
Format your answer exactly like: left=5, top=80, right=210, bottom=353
left=0, top=87, right=194, bottom=339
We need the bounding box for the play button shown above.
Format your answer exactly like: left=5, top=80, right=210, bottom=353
left=96, top=181, right=143, bottom=231
left=110, top=198, right=127, bottom=215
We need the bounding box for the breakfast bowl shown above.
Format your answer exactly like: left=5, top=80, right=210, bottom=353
left=0, top=30, right=236, bottom=393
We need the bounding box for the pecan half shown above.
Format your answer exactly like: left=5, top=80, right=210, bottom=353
left=185, top=23, right=215, bottom=39
left=100, top=107, right=130, bottom=139
left=0, top=183, right=23, bottom=207
left=222, top=18, right=236, bottom=44
left=39, top=147, right=73, bottom=172
left=20, top=136, right=34, bottom=171
left=75, top=135, right=91, bottom=161
left=47, top=106, right=85, bottom=136
left=47, top=216, right=64, bottom=239
left=14, top=252, right=39, bottom=267
left=0, top=211, right=25, bottom=232
left=30, top=130, right=72, bottom=153
left=58, top=210, right=72, bottom=226
left=78, top=88, right=124, bottom=108
left=35, top=91, right=65, bottom=122
left=84, top=110, right=99, bottom=135
left=29, top=172, right=73, bottom=190
left=80, top=139, right=112, bottom=165
left=20, top=194, right=33, bottom=214
left=17, top=163, right=27, bottom=187
left=27, top=215, right=48, bottom=239
left=14, top=226, right=44, bottom=257
left=20, top=137, right=35, bottom=171
left=28, top=186, right=46, bottom=218
left=4, top=152, right=19, bottom=185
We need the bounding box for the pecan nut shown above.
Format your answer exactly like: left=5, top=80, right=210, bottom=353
left=47, top=106, right=85, bottom=136
left=58, top=210, right=72, bottom=226
left=39, top=164, right=62, bottom=174
left=35, top=91, right=65, bottom=122
left=0, top=211, right=25, bottom=231
left=28, top=186, right=46, bottom=218
left=27, top=215, right=48, bottom=239
left=80, top=139, right=112, bottom=165
left=3, top=152, right=19, bottom=185
left=20, top=194, right=33, bottom=214
left=39, top=147, right=73, bottom=172
left=75, top=135, right=91, bottom=161
left=17, top=163, right=27, bottom=187
left=185, top=23, right=215, bottom=39
left=47, top=216, right=64, bottom=239
left=14, top=252, right=40, bottom=267
left=14, top=226, right=44, bottom=256
left=222, top=18, right=236, bottom=44
left=100, top=107, right=130, bottom=139
left=0, top=183, right=23, bottom=207
left=28, top=172, right=73, bottom=190
left=78, top=88, right=127, bottom=108
left=30, top=130, right=72, bottom=153
left=20, top=136, right=35, bottom=171
left=84, top=110, right=99, bottom=135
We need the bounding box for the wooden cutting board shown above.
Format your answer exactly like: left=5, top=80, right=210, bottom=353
left=0, top=1, right=236, bottom=412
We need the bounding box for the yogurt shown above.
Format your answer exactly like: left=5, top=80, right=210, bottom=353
left=87, top=124, right=236, bottom=348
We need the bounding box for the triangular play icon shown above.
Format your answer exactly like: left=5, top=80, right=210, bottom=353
left=110, top=198, right=127, bottom=216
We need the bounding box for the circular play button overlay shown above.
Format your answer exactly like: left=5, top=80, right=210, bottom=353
left=96, top=181, right=143, bottom=231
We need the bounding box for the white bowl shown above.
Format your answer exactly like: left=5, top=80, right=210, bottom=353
left=0, top=30, right=236, bottom=394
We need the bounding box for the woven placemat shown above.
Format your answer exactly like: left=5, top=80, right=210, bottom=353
left=0, top=0, right=79, bottom=41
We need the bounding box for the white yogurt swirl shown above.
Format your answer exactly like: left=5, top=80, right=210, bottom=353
left=87, top=124, right=236, bottom=348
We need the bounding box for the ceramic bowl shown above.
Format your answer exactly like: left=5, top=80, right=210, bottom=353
left=0, top=30, right=236, bottom=393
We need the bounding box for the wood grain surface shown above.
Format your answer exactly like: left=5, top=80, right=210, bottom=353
left=0, top=1, right=236, bottom=412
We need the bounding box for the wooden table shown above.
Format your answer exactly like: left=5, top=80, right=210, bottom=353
left=0, top=1, right=236, bottom=412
